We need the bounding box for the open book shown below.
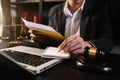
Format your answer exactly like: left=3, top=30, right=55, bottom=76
left=21, top=18, right=64, bottom=42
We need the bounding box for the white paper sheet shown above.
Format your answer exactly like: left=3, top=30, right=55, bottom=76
left=21, top=18, right=56, bottom=32
left=42, top=47, right=70, bottom=59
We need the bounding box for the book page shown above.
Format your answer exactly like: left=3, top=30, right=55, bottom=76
left=21, top=18, right=64, bottom=41
left=21, top=18, right=56, bottom=32
left=42, top=47, right=70, bottom=59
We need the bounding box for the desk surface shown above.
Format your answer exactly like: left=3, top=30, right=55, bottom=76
left=0, top=40, right=120, bottom=80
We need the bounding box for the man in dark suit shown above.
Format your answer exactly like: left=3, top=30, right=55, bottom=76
left=30, top=0, right=114, bottom=55
left=48, top=0, right=114, bottom=54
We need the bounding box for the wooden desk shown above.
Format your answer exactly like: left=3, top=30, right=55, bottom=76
left=0, top=40, right=120, bottom=80
left=0, top=60, right=120, bottom=80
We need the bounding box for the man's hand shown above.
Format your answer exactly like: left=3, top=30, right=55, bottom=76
left=29, top=30, right=47, bottom=43
left=58, top=34, right=92, bottom=54
left=28, top=30, right=61, bottom=47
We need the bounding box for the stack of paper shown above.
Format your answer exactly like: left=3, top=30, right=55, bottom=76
left=42, top=47, right=70, bottom=59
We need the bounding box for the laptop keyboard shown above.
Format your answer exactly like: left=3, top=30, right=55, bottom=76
left=2, top=50, right=53, bottom=67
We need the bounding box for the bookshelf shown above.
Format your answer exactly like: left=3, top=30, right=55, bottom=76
left=10, top=0, right=65, bottom=25
left=10, top=0, right=65, bottom=40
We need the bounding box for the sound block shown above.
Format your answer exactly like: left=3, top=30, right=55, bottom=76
left=76, top=60, right=113, bottom=74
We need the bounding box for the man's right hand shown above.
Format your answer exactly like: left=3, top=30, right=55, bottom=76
left=28, top=30, right=62, bottom=47
left=29, top=30, right=47, bottom=43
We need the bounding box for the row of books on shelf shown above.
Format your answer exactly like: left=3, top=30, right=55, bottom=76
left=21, top=11, right=40, bottom=24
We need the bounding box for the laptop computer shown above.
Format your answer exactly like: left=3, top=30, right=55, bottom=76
left=0, top=46, right=62, bottom=75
